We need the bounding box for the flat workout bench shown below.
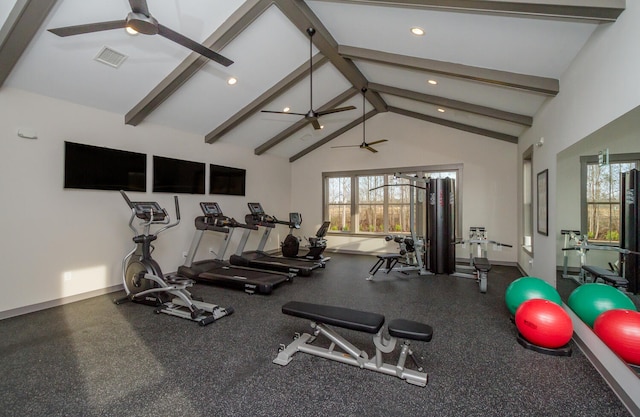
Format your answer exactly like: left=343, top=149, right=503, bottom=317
left=581, top=265, right=629, bottom=289
left=274, top=301, right=433, bottom=386
left=473, top=257, right=491, bottom=293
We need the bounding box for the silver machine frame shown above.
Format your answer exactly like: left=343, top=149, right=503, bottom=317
left=274, top=321, right=428, bottom=387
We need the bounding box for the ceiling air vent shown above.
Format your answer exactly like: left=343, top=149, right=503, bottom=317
left=94, top=46, right=127, bottom=68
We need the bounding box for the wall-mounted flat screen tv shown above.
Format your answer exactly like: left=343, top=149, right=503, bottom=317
left=210, top=164, right=246, bottom=196
left=153, top=155, right=205, bottom=194
left=64, top=141, right=146, bottom=191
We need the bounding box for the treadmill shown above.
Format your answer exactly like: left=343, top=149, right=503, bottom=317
left=228, top=202, right=323, bottom=276
left=177, top=202, right=294, bottom=295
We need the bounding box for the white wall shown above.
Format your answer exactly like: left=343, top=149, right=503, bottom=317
left=291, top=111, right=518, bottom=264
left=0, top=87, right=290, bottom=315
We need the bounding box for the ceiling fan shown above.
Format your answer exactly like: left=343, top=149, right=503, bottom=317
left=47, top=0, right=233, bottom=67
left=331, top=88, right=388, bottom=153
left=261, top=28, right=355, bottom=130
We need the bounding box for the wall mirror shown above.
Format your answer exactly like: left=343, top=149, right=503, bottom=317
left=556, top=104, right=640, bottom=374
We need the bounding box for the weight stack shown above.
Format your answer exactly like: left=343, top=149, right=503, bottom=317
left=427, top=177, right=456, bottom=274
left=621, top=169, right=640, bottom=294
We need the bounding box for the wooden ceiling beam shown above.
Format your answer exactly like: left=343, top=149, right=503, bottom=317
left=125, top=0, right=272, bottom=126
left=310, top=0, right=625, bottom=22
left=369, top=82, right=532, bottom=126
left=388, top=106, right=519, bottom=143
left=273, top=0, right=387, bottom=112
left=0, top=0, right=59, bottom=87
left=340, top=45, right=559, bottom=96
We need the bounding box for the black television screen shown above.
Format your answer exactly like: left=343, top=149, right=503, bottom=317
left=153, top=155, right=205, bottom=194
left=210, top=164, right=246, bottom=196
left=64, top=141, right=146, bottom=191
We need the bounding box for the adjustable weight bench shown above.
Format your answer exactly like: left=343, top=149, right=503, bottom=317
left=581, top=265, right=629, bottom=289
left=367, top=253, right=402, bottom=280
left=273, top=301, right=433, bottom=387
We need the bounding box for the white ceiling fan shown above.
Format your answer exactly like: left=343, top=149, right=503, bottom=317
left=331, top=88, right=388, bottom=153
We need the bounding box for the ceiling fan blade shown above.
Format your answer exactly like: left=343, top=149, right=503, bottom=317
left=157, top=24, right=233, bottom=66
left=317, top=106, right=356, bottom=117
left=260, top=110, right=307, bottom=116
left=129, top=0, right=151, bottom=16
left=48, top=20, right=127, bottom=37
left=366, top=139, right=388, bottom=146
left=331, top=144, right=361, bottom=149
left=365, top=146, right=379, bottom=153
left=310, top=118, right=322, bottom=130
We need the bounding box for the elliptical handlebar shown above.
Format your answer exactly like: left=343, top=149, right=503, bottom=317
left=174, top=195, right=180, bottom=222
left=120, top=190, right=134, bottom=209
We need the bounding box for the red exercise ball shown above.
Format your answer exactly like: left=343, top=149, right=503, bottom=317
left=515, top=299, right=573, bottom=349
left=594, top=309, right=640, bottom=366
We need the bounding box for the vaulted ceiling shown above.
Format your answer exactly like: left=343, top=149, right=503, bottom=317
left=0, top=0, right=625, bottom=161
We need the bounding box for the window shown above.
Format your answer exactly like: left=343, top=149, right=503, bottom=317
left=327, top=177, right=351, bottom=232
left=323, top=165, right=461, bottom=235
left=581, top=153, right=640, bottom=243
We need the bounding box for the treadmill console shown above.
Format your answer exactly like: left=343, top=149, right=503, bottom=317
left=289, top=213, right=302, bottom=229
left=248, top=202, right=265, bottom=215
left=200, top=202, right=223, bottom=217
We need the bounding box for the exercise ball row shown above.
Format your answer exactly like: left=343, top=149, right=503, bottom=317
left=505, top=277, right=572, bottom=349
left=567, top=283, right=637, bottom=327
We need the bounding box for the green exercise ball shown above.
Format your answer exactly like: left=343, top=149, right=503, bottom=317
left=567, top=283, right=637, bottom=327
left=505, top=276, right=562, bottom=315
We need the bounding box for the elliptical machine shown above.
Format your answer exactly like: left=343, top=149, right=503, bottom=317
left=114, top=190, right=233, bottom=326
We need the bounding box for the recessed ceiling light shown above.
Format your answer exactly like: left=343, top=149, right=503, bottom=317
left=227, top=77, right=237, bottom=85
left=410, top=27, right=425, bottom=36
left=428, top=79, right=437, bottom=85
left=283, top=107, right=290, bottom=113
left=125, top=26, right=138, bottom=35
left=437, top=108, right=445, bottom=113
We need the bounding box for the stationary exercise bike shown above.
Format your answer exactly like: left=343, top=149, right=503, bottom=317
left=114, top=191, right=233, bottom=326
left=281, top=213, right=330, bottom=261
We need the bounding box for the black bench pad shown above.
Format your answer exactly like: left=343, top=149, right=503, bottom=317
left=582, top=265, right=628, bottom=285
left=282, top=301, right=385, bottom=334
left=388, top=319, right=433, bottom=342
left=473, top=257, right=491, bottom=272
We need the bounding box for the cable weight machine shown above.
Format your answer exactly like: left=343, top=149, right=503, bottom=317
left=367, top=174, right=455, bottom=279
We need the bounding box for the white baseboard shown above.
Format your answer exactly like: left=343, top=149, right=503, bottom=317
left=0, top=284, right=123, bottom=320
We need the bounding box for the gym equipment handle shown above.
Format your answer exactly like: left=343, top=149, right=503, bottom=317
left=174, top=196, right=180, bottom=221
left=120, top=190, right=134, bottom=209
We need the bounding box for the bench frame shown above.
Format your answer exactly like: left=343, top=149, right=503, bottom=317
left=274, top=303, right=430, bottom=387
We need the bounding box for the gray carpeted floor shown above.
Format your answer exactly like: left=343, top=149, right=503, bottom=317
left=0, top=253, right=634, bottom=416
